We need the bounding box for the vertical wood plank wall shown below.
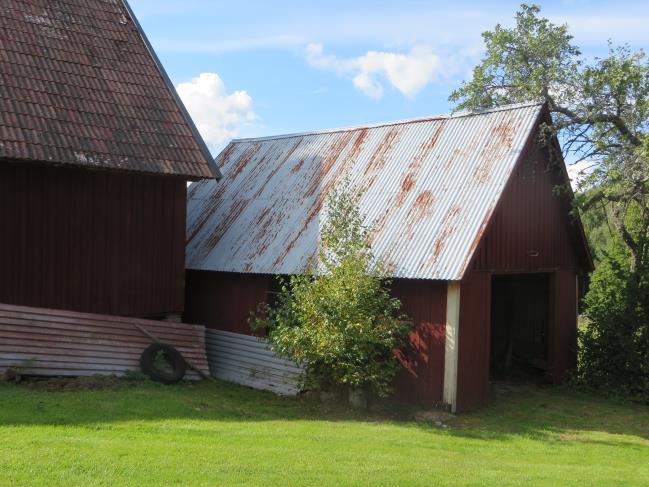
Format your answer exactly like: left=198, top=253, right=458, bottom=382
left=185, top=270, right=448, bottom=404
left=392, top=279, right=447, bottom=405
left=455, top=136, right=582, bottom=412
left=551, top=269, right=578, bottom=383
left=456, top=271, right=492, bottom=412
left=184, top=270, right=271, bottom=334
left=0, top=161, right=187, bottom=317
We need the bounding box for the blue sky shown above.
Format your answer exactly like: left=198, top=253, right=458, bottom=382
left=129, top=0, right=649, bottom=155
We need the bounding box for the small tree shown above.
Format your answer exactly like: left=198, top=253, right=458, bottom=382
left=250, top=182, right=412, bottom=398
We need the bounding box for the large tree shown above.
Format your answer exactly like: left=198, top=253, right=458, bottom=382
left=450, top=4, right=649, bottom=399
left=450, top=4, right=649, bottom=280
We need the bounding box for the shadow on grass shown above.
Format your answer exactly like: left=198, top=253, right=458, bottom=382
left=1, top=377, right=648, bottom=444
left=444, top=383, right=649, bottom=444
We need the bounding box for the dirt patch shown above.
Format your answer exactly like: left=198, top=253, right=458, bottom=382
left=21, top=374, right=145, bottom=392
left=414, top=409, right=455, bottom=427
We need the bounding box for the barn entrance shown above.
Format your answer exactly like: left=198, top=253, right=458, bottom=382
left=490, top=273, right=550, bottom=382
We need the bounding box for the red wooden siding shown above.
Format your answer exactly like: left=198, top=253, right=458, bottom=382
left=0, top=161, right=187, bottom=317
left=456, top=271, right=492, bottom=412
left=471, top=135, right=583, bottom=273
left=550, top=269, right=578, bottom=383
left=392, top=279, right=446, bottom=405
left=184, top=270, right=447, bottom=403
left=184, top=270, right=271, bottom=334
left=0, top=303, right=209, bottom=378
left=455, top=135, right=583, bottom=412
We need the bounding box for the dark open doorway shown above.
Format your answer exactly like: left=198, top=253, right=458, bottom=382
left=490, top=273, right=550, bottom=382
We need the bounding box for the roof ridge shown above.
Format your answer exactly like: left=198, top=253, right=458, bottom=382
left=230, top=101, right=544, bottom=144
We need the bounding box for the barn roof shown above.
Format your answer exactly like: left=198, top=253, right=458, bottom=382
left=186, top=102, right=544, bottom=280
left=0, top=0, right=218, bottom=178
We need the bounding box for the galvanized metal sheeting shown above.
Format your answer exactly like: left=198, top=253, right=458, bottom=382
left=186, top=103, right=543, bottom=280
left=205, top=329, right=302, bottom=395
left=0, top=303, right=209, bottom=379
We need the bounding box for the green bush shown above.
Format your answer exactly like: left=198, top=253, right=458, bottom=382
left=578, top=239, right=649, bottom=402
left=250, top=182, right=412, bottom=397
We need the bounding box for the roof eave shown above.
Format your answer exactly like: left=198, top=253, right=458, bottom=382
left=121, top=0, right=222, bottom=181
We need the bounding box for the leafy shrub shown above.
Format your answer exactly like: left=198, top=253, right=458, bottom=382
left=578, top=239, right=649, bottom=402
left=250, top=182, right=412, bottom=397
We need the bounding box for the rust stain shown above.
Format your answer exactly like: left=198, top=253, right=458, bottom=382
left=401, top=174, right=415, bottom=193
left=429, top=205, right=461, bottom=265
left=302, top=131, right=355, bottom=200
left=347, top=128, right=369, bottom=164
left=253, top=138, right=302, bottom=199
left=214, top=142, right=236, bottom=170
left=201, top=198, right=250, bottom=257
left=473, top=120, right=515, bottom=184
left=187, top=105, right=541, bottom=279
left=415, top=191, right=435, bottom=211
left=272, top=202, right=321, bottom=270
left=187, top=180, right=223, bottom=245
left=492, top=120, right=515, bottom=148
left=255, top=207, right=271, bottom=225
left=405, top=191, right=435, bottom=234
left=231, top=142, right=262, bottom=180
left=377, top=190, right=437, bottom=259
left=395, top=121, right=446, bottom=207
left=187, top=141, right=253, bottom=244
left=290, top=157, right=305, bottom=174
left=362, top=126, right=400, bottom=181
left=370, top=122, right=446, bottom=244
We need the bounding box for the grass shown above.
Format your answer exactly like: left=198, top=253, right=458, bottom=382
left=1, top=378, right=648, bottom=486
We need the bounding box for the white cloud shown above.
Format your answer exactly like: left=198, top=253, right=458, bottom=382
left=176, top=72, right=256, bottom=153
left=306, top=43, right=455, bottom=99
left=566, top=159, right=596, bottom=190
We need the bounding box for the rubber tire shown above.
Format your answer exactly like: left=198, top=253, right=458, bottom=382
left=139, top=343, right=186, bottom=384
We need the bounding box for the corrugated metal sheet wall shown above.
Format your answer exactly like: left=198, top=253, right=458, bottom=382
left=0, top=161, right=187, bottom=317
left=0, top=302, right=209, bottom=378
left=205, top=329, right=302, bottom=395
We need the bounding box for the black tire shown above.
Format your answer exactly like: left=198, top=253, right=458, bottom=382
left=139, top=343, right=186, bottom=384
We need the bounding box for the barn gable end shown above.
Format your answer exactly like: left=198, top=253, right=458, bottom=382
left=0, top=0, right=218, bottom=316
left=450, top=120, right=591, bottom=412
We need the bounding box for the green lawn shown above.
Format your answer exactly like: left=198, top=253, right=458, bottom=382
left=1, top=378, right=648, bottom=486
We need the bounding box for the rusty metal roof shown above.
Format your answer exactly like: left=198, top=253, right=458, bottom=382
left=0, top=0, right=218, bottom=178
left=186, top=102, right=544, bottom=280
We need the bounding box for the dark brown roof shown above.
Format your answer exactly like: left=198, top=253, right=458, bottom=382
left=0, top=0, right=218, bottom=178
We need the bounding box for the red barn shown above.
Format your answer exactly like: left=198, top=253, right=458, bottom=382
left=184, top=102, right=592, bottom=412
left=0, top=0, right=218, bottom=319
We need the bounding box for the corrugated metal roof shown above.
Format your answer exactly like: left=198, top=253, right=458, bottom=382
left=186, top=102, right=544, bottom=280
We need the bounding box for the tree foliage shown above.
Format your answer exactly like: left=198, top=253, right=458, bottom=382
left=451, top=4, right=649, bottom=398
left=250, top=182, right=412, bottom=397
left=450, top=4, right=649, bottom=276
left=578, top=236, right=649, bottom=402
